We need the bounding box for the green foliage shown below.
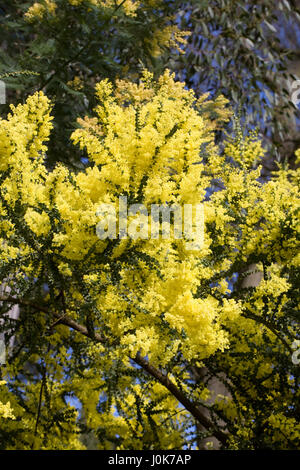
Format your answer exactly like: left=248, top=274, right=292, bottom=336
left=174, top=0, right=300, bottom=166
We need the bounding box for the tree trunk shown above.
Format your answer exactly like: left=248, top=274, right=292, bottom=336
left=0, top=283, right=19, bottom=365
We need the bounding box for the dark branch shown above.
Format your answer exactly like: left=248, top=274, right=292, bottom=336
left=0, top=295, right=228, bottom=445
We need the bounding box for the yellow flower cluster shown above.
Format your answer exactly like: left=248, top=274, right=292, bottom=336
left=25, top=0, right=154, bottom=21
left=0, top=71, right=237, bottom=368
left=266, top=413, right=300, bottom=444
left=25, top=0, right=57, bottom=21
left=224, top=128, right=265, bottom=168
left=146, top=25, right=191, bottom=57
left=0, top=382, right=15, bottom=420
left=67, top=76, right=84, bottom=91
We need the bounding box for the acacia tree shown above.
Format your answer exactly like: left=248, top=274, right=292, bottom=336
left=0, top=70, right=299, bottom=450
left=0, top=0, right=299, bottom=451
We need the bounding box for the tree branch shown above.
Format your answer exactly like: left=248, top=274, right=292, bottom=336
left=0, top=295, right=228, bottom=446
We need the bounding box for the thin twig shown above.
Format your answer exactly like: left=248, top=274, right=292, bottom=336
left=31, top=367, right=46, bottom=450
